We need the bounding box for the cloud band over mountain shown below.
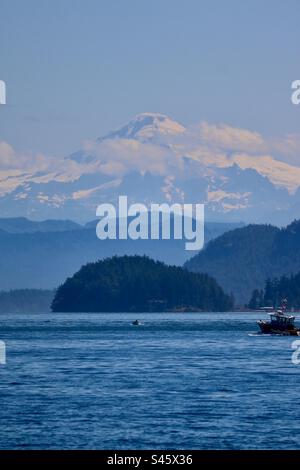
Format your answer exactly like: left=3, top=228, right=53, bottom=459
left=1, top=112, right=300, bottom=223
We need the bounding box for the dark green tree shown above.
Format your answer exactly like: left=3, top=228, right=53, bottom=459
left=52, top=255, right=234, bottom=312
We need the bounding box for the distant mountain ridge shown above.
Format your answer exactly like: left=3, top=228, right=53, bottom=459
left=0, top=216, right=242, bottom=290
left=0, top=217, right=82, bottom=234
left=185, top=220, right=300, bottom=304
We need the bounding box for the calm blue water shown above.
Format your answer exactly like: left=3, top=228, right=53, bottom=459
left=0, top=312, right=300, bottom=449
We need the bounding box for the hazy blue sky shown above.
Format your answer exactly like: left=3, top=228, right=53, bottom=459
left=0, top=0, right=299, bottom=156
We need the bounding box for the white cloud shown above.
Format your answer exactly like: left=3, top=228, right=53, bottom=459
left=198, top=122, right=266, bottom=153
left=268, top=133, right=300, bottom=166
left=82, top=138, right=184, bottom=176
left=0, top=140, right=56, bottom=172
left=1, top=117, right=300, bottom=199
left=183, top=123, right=300, bottom=193
left=0, top=140, right=87, bottom=196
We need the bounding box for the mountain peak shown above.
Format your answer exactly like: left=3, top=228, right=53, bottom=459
left=99, top=112, right=186, bottom=142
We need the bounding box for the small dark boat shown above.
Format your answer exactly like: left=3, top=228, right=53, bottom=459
left=257, top=300, right=300, bottom=336
left=132, top=319, right=141, bottom=326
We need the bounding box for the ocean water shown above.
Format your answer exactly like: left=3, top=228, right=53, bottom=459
left=0, top=312, right=300, bottom=450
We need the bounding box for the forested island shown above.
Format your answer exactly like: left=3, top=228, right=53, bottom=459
left=51, top=255, right=234, bottom=312
left=249, top=271, right=300, bottom=309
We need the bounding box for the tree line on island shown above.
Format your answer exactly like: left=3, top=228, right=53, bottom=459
left=51, top=255, right=234, bottom=312
left=3, top=217, right=300, bottom=309
left=4, top=262, right=300, bottom=313
left=185, top=220, right=300, bottom=305
left=249, top=272, right=300, bottom=310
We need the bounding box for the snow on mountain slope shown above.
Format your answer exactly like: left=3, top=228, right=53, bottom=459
left=100, top=112, right=186, bottom=142
left=187, top=146, right=300, bottom=194
left=1, top=113, right=300, bottom=223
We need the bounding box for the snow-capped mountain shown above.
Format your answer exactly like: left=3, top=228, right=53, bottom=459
left=68, top=113, right=185, bottom=164
left=0, top=112, right=300, bottom=224
left=100, top=112, right=186, bottom=142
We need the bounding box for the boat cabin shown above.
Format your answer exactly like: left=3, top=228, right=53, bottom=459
left=269, top=313, right=295, bottom=326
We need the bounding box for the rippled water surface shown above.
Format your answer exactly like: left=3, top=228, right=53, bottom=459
left=0, top=312, right=299, bottom=449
